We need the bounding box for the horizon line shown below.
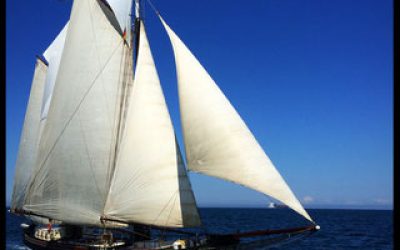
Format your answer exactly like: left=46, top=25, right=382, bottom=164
left=5, top=205, right=393, bottom=211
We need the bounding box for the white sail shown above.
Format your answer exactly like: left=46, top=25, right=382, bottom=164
left=11, top=58, right=48, bottom=211
left=41, top=22, right=69, bottom=120
left=159, top=16, right=313, bottom=223
left=24, top=0, right=129, bottom=226
left=104, top=22, right=201, bottom=228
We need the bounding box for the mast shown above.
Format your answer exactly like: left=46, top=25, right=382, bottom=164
left=129, top=4, right=146, bottom=233
left=133, top=0, right=141, bottom=69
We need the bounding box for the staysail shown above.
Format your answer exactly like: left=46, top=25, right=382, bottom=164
left=104, top=21, right=201, bottom=228
left=24, top=0, right=129, bottom=226
left=159, top=16, right=313, bottom=223
left=11, top=58, right=48, bottom=211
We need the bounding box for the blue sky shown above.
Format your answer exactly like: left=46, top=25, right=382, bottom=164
left=6, top=0, right=393, bottom=209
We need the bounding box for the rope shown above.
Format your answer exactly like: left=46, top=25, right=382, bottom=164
left=152, top=189, right=179, bottom=225
left=221, top=225, right=318, bottom=239
left=145, top=0, right=160, bottom=16
left=160, top=190, right=178, bottom=239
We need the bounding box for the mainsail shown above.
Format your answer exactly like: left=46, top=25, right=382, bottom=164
left=159, top=16, right=313, bottom=223
left=11, top=58, right=48, bottom=211
left=104, top=22, right=201, bottom=228
left=24, top=0, right=130, bottom=226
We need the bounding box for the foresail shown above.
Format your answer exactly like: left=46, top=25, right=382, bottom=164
left=104, top=22, right=201, bottom=228
left=24, top=0, right=128, bottom=226
left=11, top=58, right=48, bottom=211
left=159, top=16, right=313, bottom=223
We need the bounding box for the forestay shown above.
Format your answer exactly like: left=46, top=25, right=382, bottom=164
left=24, top=0, right=128, bottom=226
left=11, top=58, right=48, bottom=211
left=159, top=16, right=313, bottom=223
left=104, top=22, right=201, bottom=228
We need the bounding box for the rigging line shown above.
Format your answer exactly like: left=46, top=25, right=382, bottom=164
left=162, top=189, right=178, bottom=237
left=142, top=0, right=146, bottom=21
left=152, top=189, right=179, bottom=226
left=164, top=189, right=179, bottom=229
left=145, top=0, right=160, bottom=16
left=27, top=40, right=124, bottom=195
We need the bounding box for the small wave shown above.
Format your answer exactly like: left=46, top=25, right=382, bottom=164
left=6, top=244, right=32, bottom=250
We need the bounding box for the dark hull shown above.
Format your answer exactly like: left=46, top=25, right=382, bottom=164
left=24, top=233, right=85, bottom=250
left=23, top=224, right=318, bottom=250
left=23, top=230, right=199, bottom=250
left=24, top=233, right=132, bottom=250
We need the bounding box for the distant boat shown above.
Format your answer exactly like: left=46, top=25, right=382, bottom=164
left=10, top=0, right=319, bottom=249
left=268, top=202, right=289, bottom=209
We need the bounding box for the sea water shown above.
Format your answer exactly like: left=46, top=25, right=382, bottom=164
left=6, top=208, right=393, bottom=249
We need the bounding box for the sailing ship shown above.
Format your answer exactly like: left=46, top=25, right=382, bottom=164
left=10, top=0, right=320, bottom=249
